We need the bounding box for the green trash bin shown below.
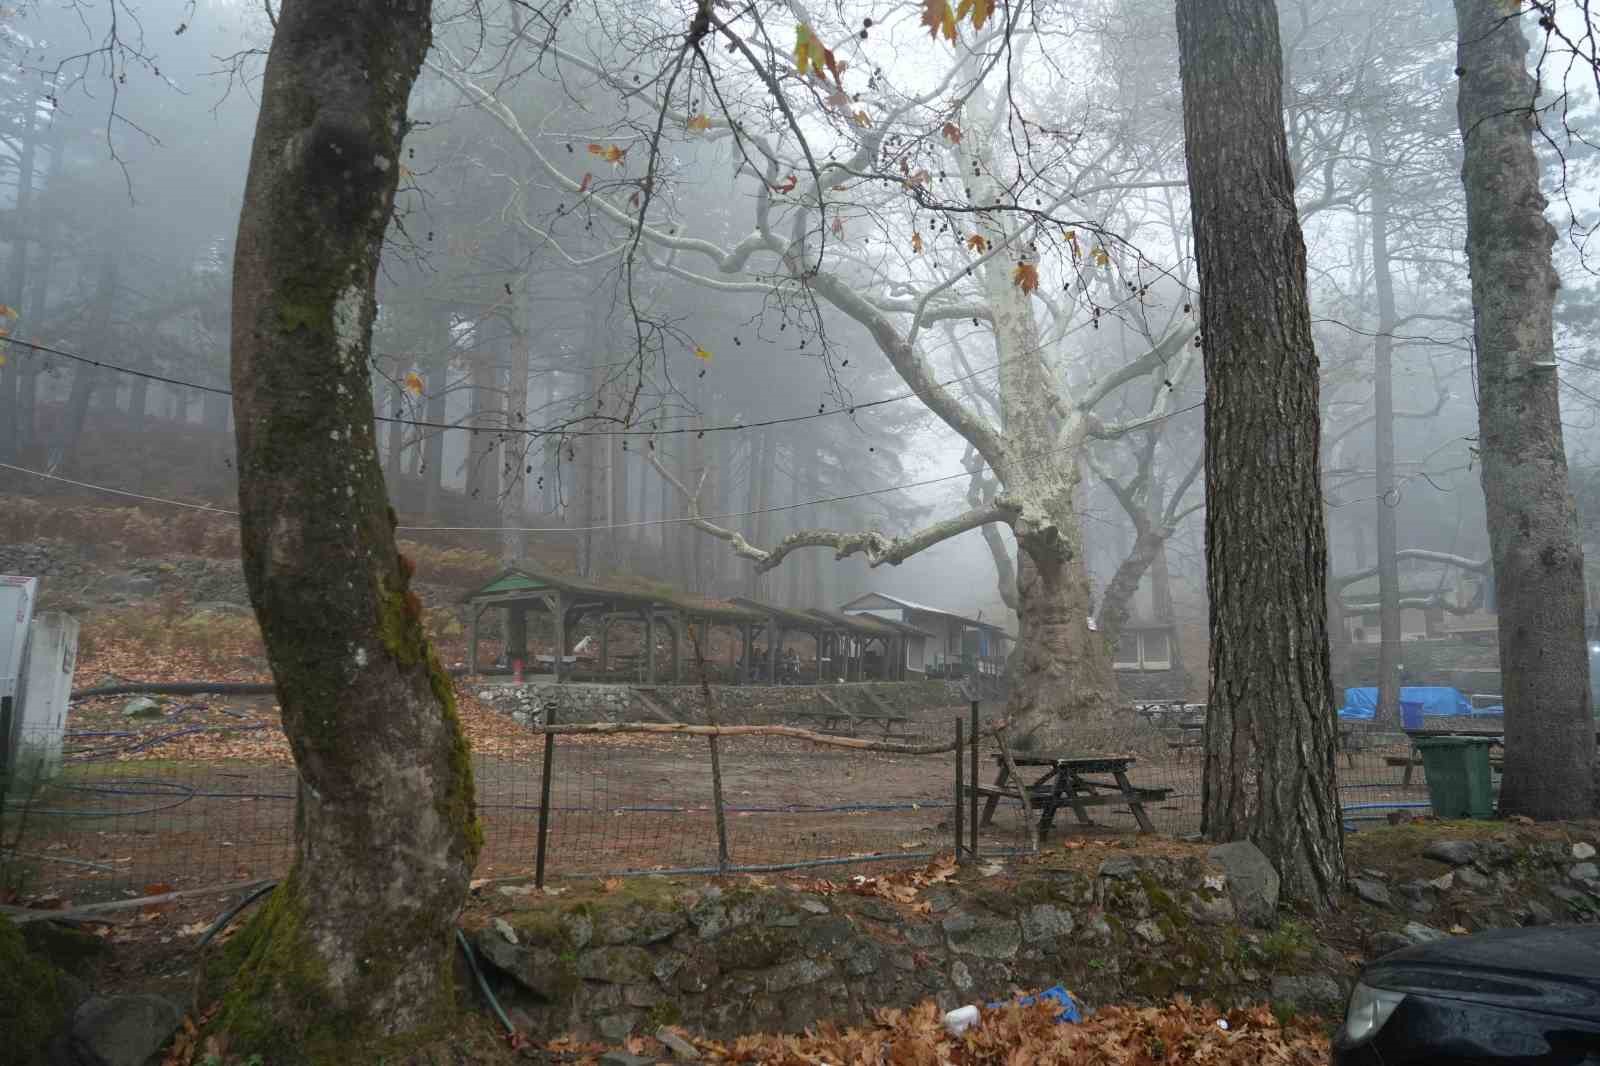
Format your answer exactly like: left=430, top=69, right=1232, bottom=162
left=1414, top=736, right=1495, bottom=819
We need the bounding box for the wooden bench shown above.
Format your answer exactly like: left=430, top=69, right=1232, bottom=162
left=817, top=691, right=910, bottom=737
left=970, top=754, right=1170, bottom=836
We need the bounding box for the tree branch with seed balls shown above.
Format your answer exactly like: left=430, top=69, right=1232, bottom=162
left=647, top=448, right=1017, bottom=571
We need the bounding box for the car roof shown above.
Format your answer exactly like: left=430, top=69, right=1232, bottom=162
left=1368, top=925, right=1600, bottom=987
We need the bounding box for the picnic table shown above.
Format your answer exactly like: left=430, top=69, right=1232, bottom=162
left=783, top=693, right=910, bottom=737
left=970, top=754, right=1170, bottom=837
left=1170, top=721, right=1358, bottom=767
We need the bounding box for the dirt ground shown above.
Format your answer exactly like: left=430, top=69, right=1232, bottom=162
left=7, top=685, right=1440, bottom=908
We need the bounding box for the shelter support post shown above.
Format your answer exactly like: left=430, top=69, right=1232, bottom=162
left=644, top=609, right=657, bottom=684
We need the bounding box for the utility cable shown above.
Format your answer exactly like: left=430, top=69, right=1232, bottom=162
left=0, top=402, right=1203, bottom=535
left=2, top=275, right=1190, bottom=440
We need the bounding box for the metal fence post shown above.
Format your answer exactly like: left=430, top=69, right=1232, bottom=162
left=954, top=717, right=965, bottom=862
left=535, top=702, right=556, bottom=889
left=969, top=698, right=980, bottom=859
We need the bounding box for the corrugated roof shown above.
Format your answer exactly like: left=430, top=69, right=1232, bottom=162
left=840, top=592, right=1013, bottom=636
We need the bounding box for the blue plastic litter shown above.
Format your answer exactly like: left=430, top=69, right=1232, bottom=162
left=987, top=985, right=1081, bottom=1024
left=1338, top=686, right=1475, bottom=720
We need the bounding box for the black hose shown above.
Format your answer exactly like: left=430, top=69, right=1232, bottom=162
left=71, top=682, right=277, bottom=700
left=457, top=927, right=516, bottom=1035
left=72, top=667, right=469, bottom=702
left=197, top=881, right=279, bottom=949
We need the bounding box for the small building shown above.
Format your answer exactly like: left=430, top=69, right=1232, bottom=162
left=1111, top=619, right=1187, bottom=701
left=839, top=593, right=1013, bottom=679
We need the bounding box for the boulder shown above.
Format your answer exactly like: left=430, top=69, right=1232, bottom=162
left=1522, top=899, right=1555, bottom=926
left=764, top=958, right=835, bottom=993
left=1351, top=878, right=1392, bottom=908
left=1570, top=863, right=1599, bottom=886
left=1401, top=921, right=1448, bottom=945
left=1020, top=904, right=1075, bottom=944
left=1269, top=975, right=1346, bottom=1016
left=1131, top=919, right=1166, bottom=946
left=1574, top=842, right=1597, bottom=862
left=941, top=912, right=1020, bottom=960
left=120, top=698, right=163, bottom=720
left=1369, top=931, right=1412, bottom=957
left=1097, top=856, right=1141, bottom=881
left=473, top=930, right=573, bottom=1002
left=1206, top=842, right=1280, bottom=928
left=95, top=574, right=159, bottom=601
left=1422, top=840, right=1478, bottom=866
left=70, top=995, right=182, bottom=1066
left=577, top=946, right=657, bottom=984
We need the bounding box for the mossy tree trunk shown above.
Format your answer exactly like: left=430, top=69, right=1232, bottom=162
left=1177, top=0, right=1346, bottom=910
left=225, top=0, right=480, bottom=1059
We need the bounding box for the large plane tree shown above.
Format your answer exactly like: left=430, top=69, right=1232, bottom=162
left=430, top=0, right=1201, bottom=741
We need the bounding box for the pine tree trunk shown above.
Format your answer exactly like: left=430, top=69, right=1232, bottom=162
left=500, top=318, right=532, bottom=565
left=57, top=255, right=119, bottom=470
left=0, top=98, right=38, bottom=465
left=384, top=380, right=404, bottom=479
left=420, top=364, right=448, bottom=520
left=222, top=0, right=480, bottom=1056
left=1368, top=114, right=1403, bottom=731
left=1177, top=0, right=1345, bottom=909
left=1454, top=0, right=1594, bottom=819
left=465, top=355, right=493, bottom=517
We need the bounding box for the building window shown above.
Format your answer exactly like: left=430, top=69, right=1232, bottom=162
left=1142, top=630, right=1172, bottom=669
left=1114, top=629, right=1174, bottom=671
left=1114, top=632, right=1140, bottom=669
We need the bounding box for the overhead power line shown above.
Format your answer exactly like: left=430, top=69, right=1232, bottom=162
left=3, top=269, right=1194, bottom=441
left=0, top=402, right=1206, bottom=536
left=2, top=333, right=1001, bottom=439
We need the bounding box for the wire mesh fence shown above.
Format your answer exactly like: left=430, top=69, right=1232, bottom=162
left=1, top=709, right=1453, bottom=904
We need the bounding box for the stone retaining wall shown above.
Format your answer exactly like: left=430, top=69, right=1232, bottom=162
left=472, top=680, right=970, bottom=727
left=471, top=828, right=1600, bottom=1043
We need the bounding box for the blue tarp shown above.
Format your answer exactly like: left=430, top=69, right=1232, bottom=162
left=1338, top=686, right=1476, bottom=721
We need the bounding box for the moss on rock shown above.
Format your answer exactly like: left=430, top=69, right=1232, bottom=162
left=0, top=915, right=68, bottom=1066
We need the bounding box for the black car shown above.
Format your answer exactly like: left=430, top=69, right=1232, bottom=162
left=1334, top=925, right=1600, bottom=1064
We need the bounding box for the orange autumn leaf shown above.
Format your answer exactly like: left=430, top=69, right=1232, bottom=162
left=852, top=109, right=873, bottom=128
left=967, top=233, right=988, bottom=253
left=1092, top=245, right=1111, bottom=267
left=587, top=143, right=626, bottom=165
left=911, top=231, right=924, bottom=254
left=920, top=0, right=957, bottom=42
left=941, top=121, right=963, bottom=144
left=955, top=0, right=996, bottom=31
left=686, top=113, right=712, bottom=132
left=1012, top=261, right=1039, bottom=294
left=403, top=371, right=425, bottom=397
left=794, top=23, right=821, bottom=76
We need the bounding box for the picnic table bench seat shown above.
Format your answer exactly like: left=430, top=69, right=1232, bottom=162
left=780, top=705, right=911, bottom=737
left=968, top=754, right=1168, bottom=836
